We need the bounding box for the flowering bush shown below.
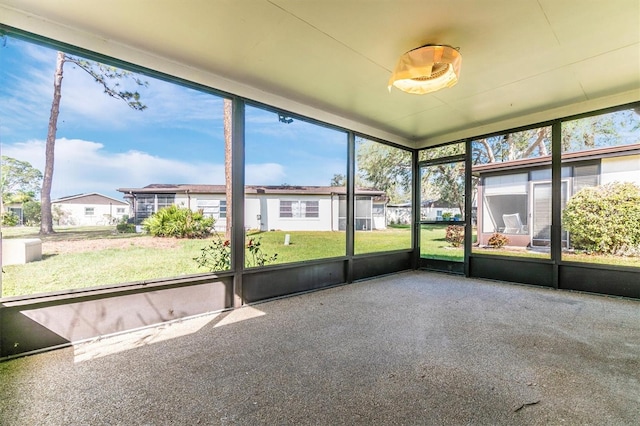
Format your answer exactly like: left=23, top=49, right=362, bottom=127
left=445, top=225, right=464, bottom=247
left=563, top=182, right=640, bottom=255
left=194, top=232, right=278, bottom=272
left=488, top=233, right=509, bottom=248
left=194, top=232, right=232, bottom=272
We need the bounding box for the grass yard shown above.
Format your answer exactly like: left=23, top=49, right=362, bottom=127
left=1, top=225, right=638, bottom=297
left=419, top=224, right=464, bottom=261
left=1, top=227, right=412, bottom=297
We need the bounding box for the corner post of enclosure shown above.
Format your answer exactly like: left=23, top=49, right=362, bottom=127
left=464, top=138, right=472, bottom=277
left=231, top=97, right=246, bottom=307
left=551, top=121, right=562, bottom=289
left=346, top=132, right=355, bottom=282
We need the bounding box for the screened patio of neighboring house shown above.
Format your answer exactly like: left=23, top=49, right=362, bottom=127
left=473, top=143, right=640, bottom=250
left=0, top=1, right=639, bottom=424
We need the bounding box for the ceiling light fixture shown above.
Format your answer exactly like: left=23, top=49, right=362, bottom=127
left=388, top=44, right=462, bottom=95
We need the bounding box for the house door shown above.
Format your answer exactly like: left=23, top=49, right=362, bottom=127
left=531, top=181, right=568, bottom=247
left=418, top=156, right=466, bottom=273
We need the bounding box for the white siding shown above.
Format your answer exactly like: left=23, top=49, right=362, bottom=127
left=244, top=194, right=337, bottom=231
left=53, top=203, right=127, bottom=226
left=601, top=154, right=640, bottom=185
left=484, top=173, right=528, bottom=195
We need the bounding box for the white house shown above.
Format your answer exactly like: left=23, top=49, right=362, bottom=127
left=387, top=200, right=462, bottom=225
left=51, top=193, right=129, bottom=226
left=116, top=184, right=388, bottom=232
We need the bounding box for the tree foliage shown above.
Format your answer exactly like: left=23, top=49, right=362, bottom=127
left=330, top=173, right=346, bottom=187
left=23, top=200, right=42, bottom=226
left=356, top=139, right=411, bottom=203
left=560, top=110, right=639, bottom=153
left=1, top=156, right=43, bottom=204
left=472, top=127, right=551, bottom=165
left=563, top=182, right=640, bottom=255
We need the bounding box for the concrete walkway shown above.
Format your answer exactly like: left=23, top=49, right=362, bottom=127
left=1, top=271, right=639, bottom=425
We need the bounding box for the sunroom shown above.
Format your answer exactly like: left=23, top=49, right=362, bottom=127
left=0, top=0, right=638, bottom=363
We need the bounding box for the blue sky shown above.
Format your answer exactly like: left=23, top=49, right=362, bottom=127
left=1, top=36, right=347, bottom=200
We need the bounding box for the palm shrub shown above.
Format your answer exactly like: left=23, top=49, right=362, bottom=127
left=563, top=182, right=640, bottom=255
left=143, top=205, right=214, bottom=238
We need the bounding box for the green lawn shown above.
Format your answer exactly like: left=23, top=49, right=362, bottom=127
left=419, top=224, right=464, bottom=261
left=1, top=227, right=412, bottom=297
left=1, top=225, right=638, bottom=297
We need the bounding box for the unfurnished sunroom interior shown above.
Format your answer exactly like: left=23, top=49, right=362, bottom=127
left=0, top=0, right=639, bottom=362
left=1, top=1, right=639, bottom=424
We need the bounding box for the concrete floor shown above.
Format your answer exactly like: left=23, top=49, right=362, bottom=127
left=1, top=271, right=639, bottom=425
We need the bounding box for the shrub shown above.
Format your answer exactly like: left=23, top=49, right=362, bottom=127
left=563, top=182, right=640, bottom=254
left=1, top=212, right=19, bottom=226
left=442, top=212, right=453, bottom=221
left=488, top=233, right=509, bottom=248
left=116, top=215, right=136, bottom=233
left=194, top=232, right=232, bottom=272
left=23, top=200, right=41, bottom=226
left=445, top=225, right=464, bottom=247
left=142, top=205, right=214, bottom=238
left=194, top=233, right=278, bottom=272
left=246, top=236, right=278, bottom=267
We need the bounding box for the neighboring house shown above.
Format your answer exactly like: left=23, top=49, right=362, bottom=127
left=51, top=193, right=129, bottom=226
left=2, top=202, right=24, bottom=225
left=387, top=200, right=462, bottom=225
left=116, top=184, right=388, bottom=232
left=473, top=143, right=640, bottom=249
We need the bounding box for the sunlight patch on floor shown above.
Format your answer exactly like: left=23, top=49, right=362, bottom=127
left=73, top=306, right=265, bottom=363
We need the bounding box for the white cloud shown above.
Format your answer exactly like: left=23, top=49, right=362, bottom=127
left=1, top=40, right=224, bottom=139
left=2, top=138, right=287, bottom=199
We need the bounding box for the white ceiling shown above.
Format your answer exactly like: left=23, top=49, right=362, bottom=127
left=1, top=0, right=639, bottom=149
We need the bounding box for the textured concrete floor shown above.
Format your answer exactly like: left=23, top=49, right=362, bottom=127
left=1, top=271, right=639, bottom=425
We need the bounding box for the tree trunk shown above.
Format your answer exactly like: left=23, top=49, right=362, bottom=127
left=478, top=138, right=496, bottom=163
left=522, top=127, right=549, bottom=158
left=223, top=98, right=233, bottom=241
left=40, top=51, right=65, bottom=234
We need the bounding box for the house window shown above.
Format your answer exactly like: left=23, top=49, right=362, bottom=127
left=157, top=194, right=174, bottom=210
left=279, top=200, right=319, bottom=218
left=116, top=207, right=125, bottom=214
left=134, top=194, right=175, bottom=224
left=196, top=199, right=226, bottom=219
left=85, top=207, right=95, bottom=216
left=220, top=200, right=227, bottom=219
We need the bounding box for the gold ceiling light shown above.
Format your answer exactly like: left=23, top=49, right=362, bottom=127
left=388, top=44, right=462, bottom=95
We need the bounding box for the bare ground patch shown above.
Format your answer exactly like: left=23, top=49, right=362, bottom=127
left=43, top=236, right=183, bottom=255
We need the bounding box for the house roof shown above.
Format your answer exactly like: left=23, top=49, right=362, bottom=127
left=117, top=184, right=386, bottom=197
left=1, top=1, right=637, bottom=148
left=472, top=143, right=640, bottom=175
left=51, top=192, right=128, bottom=205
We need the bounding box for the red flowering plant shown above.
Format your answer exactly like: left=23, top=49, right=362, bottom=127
left=246, top=237, right=278, bottom=268
left=195, top=232, right=278, bottom=272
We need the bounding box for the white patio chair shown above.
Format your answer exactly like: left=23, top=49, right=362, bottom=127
left=502, top=213, right=525, bottom=234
